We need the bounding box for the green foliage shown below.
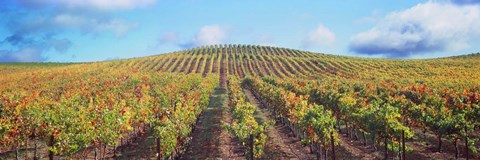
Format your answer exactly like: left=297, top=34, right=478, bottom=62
left=226, top=76, right=270, bottom=158
left=301, top=104, right=337, bottom=147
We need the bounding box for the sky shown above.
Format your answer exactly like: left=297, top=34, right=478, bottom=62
left=0, top=0, right=479, bottom=62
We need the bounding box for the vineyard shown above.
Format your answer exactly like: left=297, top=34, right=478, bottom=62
left=1, top=44, right=480, bottom=159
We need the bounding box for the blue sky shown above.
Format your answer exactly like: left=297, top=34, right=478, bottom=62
left=0, top=0, right=479, bottom=62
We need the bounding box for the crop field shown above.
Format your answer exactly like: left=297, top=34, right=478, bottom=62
left=1, top=45, right=480, bottom=160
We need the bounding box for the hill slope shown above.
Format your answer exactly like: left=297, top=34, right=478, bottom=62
left=3, top=44, right=479, bottom=86
left=1, top=44, right=480, bottom=160
left=106, top=44, right=480, bottom=86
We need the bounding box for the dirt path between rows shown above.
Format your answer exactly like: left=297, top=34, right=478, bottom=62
left=182, top=52, right=244, bottom=159
left=182, top=87, right=244, bottom=159
left=243, top=88, right=317, bottom=160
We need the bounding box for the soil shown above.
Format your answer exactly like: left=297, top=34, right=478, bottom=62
left=235, top=57, right=245, bottom=78
left=203, top=57, right=211, bottom=77
left=271, top=57, right=291, bottom=77
left=171, top=56, right=185, bottom=72
left=263, top=55, right=283, bottom=78
left=228, top=54, right=235, bottom=75
left=112, top=130, right=157, bottom=160
left=164, top=58, right=177, bottom=71
left=195, top=57, right=204, bottom=74
left=254, top=56, right=271, bottom=76
left=324, top=125, right=480, bottom=160
left=249, top=59, right=264, bottom=77
left=186, top=56, right=198, bottom=74
left=179, top=57, right=191, bottom=73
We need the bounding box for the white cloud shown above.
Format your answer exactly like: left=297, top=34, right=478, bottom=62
left=157, top=25, right=230, bottom=49
left=47, top=38, right=72, bottom=53
left=449, top=0, right=480, bottom=5
left=350, top=1, right=480, bottom=58
left=159, top=32, right=179, bottom=44
left=302, top=24, right=336, bottom=48
left=0, top=48, right=45, bottom=62
left=0, top=0, right=149, bottom=62
left=11, top=48, right=43, bottom=62
left=20, top=0, right=156, bottom=10
left=192, top=24, right=229, bottom=47
left=255, top=34, right=276, bottom=46
left=53, top=14, right=138, bottom=37
left=355, top=9, right=383, bottom=24
left=152, top=31, right=180, bottom=49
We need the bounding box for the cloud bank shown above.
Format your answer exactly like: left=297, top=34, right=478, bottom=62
left=0, top=48, right=45, bottom=62
left=0, top=0, right=153, bottom=62
left=450, top=0, right=480, bottom=5
left=18, top=0, right=155, bottom=10
left=350, top=1, right=480, bottom=58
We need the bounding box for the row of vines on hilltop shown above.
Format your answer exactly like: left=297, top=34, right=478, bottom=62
left=0, top=63, right=218, bottom=160
left=118, top=44, right=401, bottom=79
left=119, top=45, right=480, bottom=85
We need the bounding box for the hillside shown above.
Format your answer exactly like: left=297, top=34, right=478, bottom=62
left=108, top=44, right=480, bottom=86
left=1, top=44, right=480, bottom=160
left=3, top=44, right=480, bottom=84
